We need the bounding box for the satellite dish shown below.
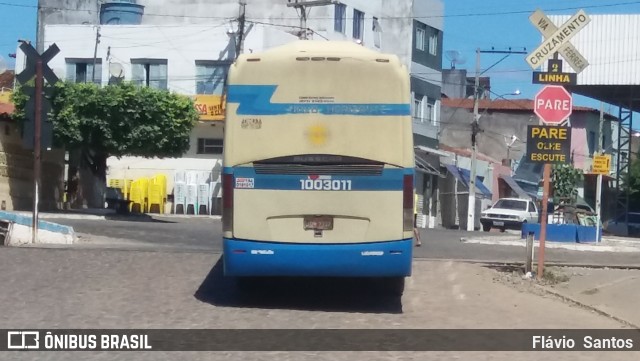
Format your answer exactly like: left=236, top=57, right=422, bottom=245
left=445, top=50, right=466, bottom=69
left=109, top=62, right=124, bottom=78
left=0, top=55, right=7, bottom=74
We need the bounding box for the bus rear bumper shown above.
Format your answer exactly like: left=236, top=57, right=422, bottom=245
left=223, top=238, right=413, bottom=277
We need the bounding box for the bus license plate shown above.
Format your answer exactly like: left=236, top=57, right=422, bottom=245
left=304, top=216, right=334, bottom=230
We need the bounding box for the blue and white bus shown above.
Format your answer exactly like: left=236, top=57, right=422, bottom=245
left=222, top=41, right=414, bottom=293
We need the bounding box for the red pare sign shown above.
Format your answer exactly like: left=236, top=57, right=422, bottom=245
left=534, top=85, right=573, bottom=124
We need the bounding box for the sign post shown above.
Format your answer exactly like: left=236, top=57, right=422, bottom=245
left=593, top=153, right=611, bottom=243
left=15, top=42, right=59, bottom=243
left=526, top=8, right=590, bottom=280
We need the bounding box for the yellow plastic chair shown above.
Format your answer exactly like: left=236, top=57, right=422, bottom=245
left=147, top=183, right=165, bottom=214
left=128, top=180, right=143, bottom=213
left=129, top=178, right=149, bottom=213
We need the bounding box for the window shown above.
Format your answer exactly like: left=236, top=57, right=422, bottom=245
left=334, top=3, right=346, bottom=33
left=415, top=28, right=425, bottom=51
left=197, top=138, right=223, bottom=154
left=372, top=16, right=382, bottom=48
left=353, top=9, right=364, bottom=41
left=413, top=94, right=423, bottom=122
left=131, top=59, right=168, bottom=90
left=429, top=33, right=438, bottom=56
left=588, top=131, right=596, bottom=153
left=195, top=61, right=230, bottom=95
left=426, top=102, right=434, bottom=123
left=528, top=202, right=536, bottom=212
left=65, top=59, right=102, bottom=84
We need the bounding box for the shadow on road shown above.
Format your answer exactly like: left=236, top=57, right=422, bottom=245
left=194, top=256, right=403, bottom=314
left=104, top=214, right=176, bottom=223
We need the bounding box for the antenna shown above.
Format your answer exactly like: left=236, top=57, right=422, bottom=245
left=445, top=50, right=466, bottom=69
left=109, top=62, right=124, bottom=78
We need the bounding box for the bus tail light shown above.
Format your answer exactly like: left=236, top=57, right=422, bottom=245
left=403, top=174, right=413, bottom=232
left=222, top=173, right=233, bottom=233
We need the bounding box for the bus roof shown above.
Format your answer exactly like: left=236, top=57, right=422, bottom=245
left=236, top=40, right=404, bottom=67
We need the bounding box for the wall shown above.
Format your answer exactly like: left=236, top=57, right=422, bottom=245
left=0, top=121, right=64, bottom=211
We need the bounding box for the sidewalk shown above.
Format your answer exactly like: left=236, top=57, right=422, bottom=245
left=11, top=209, right=221, bottom=220
left=538, top=267, right=640, bottom=328
left=463, top=233, right=640, bottom=253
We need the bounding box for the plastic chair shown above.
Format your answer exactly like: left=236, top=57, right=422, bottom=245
left=197, top=183, right=210, bottom=215
left=128, top=180, right=143, bottom=213
left=186, top=183, right=198, bottom=215
left=148, top=183, right=165, bottom=214
left=173, top=181, right=187, bottom=214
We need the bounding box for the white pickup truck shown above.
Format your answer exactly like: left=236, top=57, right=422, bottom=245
left=480, top=198, right=539, bottom=232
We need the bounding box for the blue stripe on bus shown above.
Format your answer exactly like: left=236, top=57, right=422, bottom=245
left=227, top=85, right=411, bottom=116
left=223, top=238, right=413, bottom=277
left=224, top=167, right=414, bottom=191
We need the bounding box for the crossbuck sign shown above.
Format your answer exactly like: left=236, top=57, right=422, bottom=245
left=526, top=9, right=591, bottom=73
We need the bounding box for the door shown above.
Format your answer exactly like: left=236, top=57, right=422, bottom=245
left=527, top=201, right=538, bottom=223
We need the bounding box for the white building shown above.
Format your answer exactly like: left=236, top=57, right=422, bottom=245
left=27, top=0, right=444, bottom=213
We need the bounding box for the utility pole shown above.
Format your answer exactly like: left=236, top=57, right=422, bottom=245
left=32, top=59, right=43, bottom=243
left=595, top=102, right=604, bottom=242
left=235, top=0, right=246, bottom=56
left=92, top=26, right=101, bottom=83
left=467, top=47, right=528, bottom=231
left=287, top=0, right=336, bottom=40
left=467, top=48, right=481, bottom=231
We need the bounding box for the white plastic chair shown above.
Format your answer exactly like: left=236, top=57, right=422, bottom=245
left=186, top=184, right=198, bottom=215
left=173, top=181, right=187, bottom=214
left=197, top=183, right=210, bottom=215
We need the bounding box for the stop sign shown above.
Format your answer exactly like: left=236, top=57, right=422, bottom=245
left=534, top=85, right=572, bottom=124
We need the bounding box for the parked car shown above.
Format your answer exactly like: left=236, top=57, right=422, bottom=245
left=480, top=198, right=539, bottom=232
left=604, top=212, right=640, bottom=236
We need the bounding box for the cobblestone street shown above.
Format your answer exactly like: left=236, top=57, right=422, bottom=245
left=0, top=247, right=637, bottom=360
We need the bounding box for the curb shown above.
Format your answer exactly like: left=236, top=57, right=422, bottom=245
left=462, top=237, right=640, bottom=253
left=415, top=258, right=640, bottom=270
left=533, top=284, right=640, bottom=329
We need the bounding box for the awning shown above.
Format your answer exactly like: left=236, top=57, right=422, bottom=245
left=415, top=145, right=451, bottom=157
left=415, top=153, right=445, bottom=177
left=499, top=174, right=530, bottom=199
left=444, top=164, right=492, bottom=199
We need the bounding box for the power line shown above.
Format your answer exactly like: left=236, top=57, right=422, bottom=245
left=3, top=1, right=640, bottom=20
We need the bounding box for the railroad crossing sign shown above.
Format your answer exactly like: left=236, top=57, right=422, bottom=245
left=15, top=42, right=59, bottom=149
left=526, top=9, right=591, bottom=72
left=534, top=85, right=573, bottom=124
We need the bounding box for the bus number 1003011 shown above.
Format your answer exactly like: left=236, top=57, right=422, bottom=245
left=299, top=179, right=352, bottom=191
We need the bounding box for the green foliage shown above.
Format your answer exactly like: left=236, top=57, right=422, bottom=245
left=48, top=82, right=197, bottom=157
left=626, top=158, right=640, bottom=210
left=551, top=164, right=583, bottom=205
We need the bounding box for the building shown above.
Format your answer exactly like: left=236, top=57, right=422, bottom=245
left=29, top=0, right=444, bottom=213
left=440, top=97, right=619, bottom=220
left=0, top=72, right=65, bottom=211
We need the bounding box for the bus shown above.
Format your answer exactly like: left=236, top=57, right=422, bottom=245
left=222, top=40, right=414, bottom=293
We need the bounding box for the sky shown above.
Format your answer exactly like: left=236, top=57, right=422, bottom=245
left=443, top=0, right=640, bottom=111
left=0, top=0, right=37, bottom=71
left=2, top=0, right=640, bottom=110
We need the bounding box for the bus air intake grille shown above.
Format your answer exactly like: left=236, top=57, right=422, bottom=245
left=253, top=164, right=384, bottom=175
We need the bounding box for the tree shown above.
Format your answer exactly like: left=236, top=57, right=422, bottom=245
left=13, top=82, right=198, bottom=207
left=626, top=157, right=640, bottom=211
left=551, top=164, right=583, bottom=206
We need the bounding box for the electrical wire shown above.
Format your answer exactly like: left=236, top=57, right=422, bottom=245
left=2, top=1, right=640, bottom=20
